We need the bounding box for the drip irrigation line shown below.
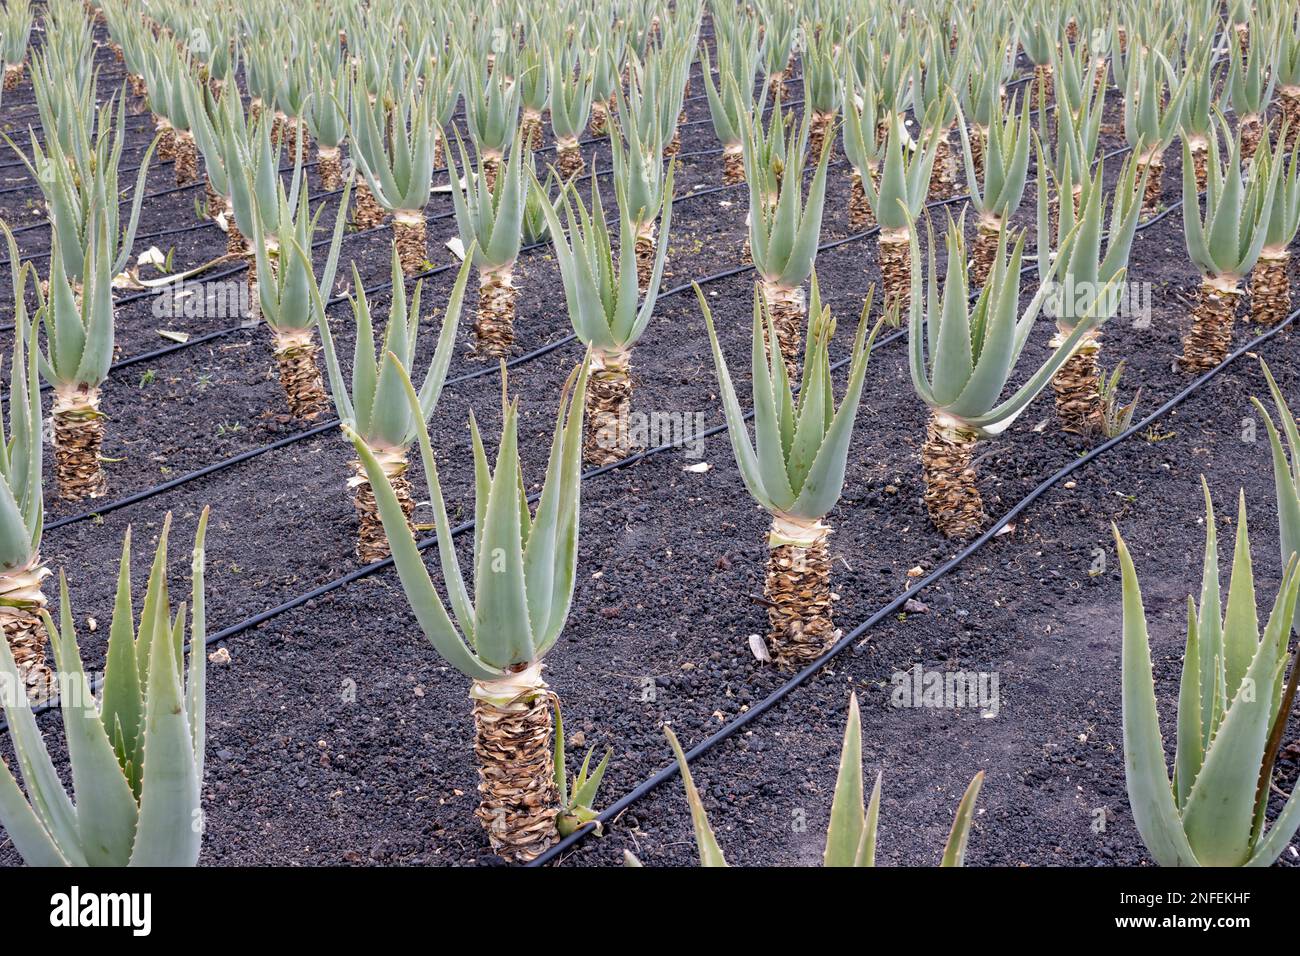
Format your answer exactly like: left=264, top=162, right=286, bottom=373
left=528, top=298, right=1300, bottom=868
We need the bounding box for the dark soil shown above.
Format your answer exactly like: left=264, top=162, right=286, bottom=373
left=1, top=30, right=1298, bottom=868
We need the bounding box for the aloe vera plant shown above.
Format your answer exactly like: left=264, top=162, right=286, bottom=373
left=625, top=694, right=984, bottom=866
left=759, top=0, right=798, bottom=101
left=907, top=215, right=1090, bottom=538
left=447, top=129, right=526, bottom=357
left=304, top=48, right=350, bottom=191
left=584, top=29, right=623, bottom=138
left=801, top=18, right=844, bottom=162
left=522, top=168, right=563, bottom=245
left=642, top=40, right=693, bottom=159
left=1036, top=41, right=1106, bottom=237
left=317, top=248, right=470, bottom=561
left=269, top=35, right=312, bottom=155
left=912, top=27, right=968, bottom=201
left=0, top=510, right=211, bottom=867
left=1178, top=122, right=1281, bottom=372
left=960, top=25, right=1016, bottom=183
left=1253, top=360, right=1300, bottom=619
left=1177, top=38, right=1216, bottom=193
left=610, top=84, right=671, bottom=294
left=0, top=231, right=49, bottom=699
left=699, top=275, right=879, bottom=667
left=1020, top=1, right=1063, bottom=105
left=1036, top=152, right=1143, bottom=435
left=860, top=109, right=942, bottom=316
left=700, top=30, right=761, bottom=185
left=845, top=24, right=914, bottom=222
left=1049, top=27, right=1107, bottom=121
left=744, top=103, right=833, bottom=378
left=349, top=80, right=437, bottom=275
left=144, top=39, right=202, bottom=186
left=552, top=701, right=610, bottom=837
left=424, top=43, right=461, bottom=172
left=548, top=45, right=593, bottom=178
left=842, top=68, right=885, bottom=232
left=39, top=213, right=123, bottom=502
left=248, top=172, right=352, bottom=419
left=29, top=48, right=96, bottom=171
left=6, top=90, right=155, bottom=291
left=1224, top=27, right=1278, bottom=162
left=183, top=77, right=245, bottom=251
left=515, top=42, right=550, bottom=153
left=956, top=93, right=1032, bottom=288
left=1122, top=47, right=1192, bottom=216
left=220, top=94, right=298, bottom=272
left=185, top=5, right=238, bottom=96
left=346, top=356, right=590, bottom=862
left=462, top=46, right=522, bottom=192
left=0, top=0, right=33, bottom=90
left=1277, top=6, right=1300, bottom=149
left=535, top=163, right=673, bottom=464
left=1250, top=139, right=1300, bottom=326
left=1114, top=485, right=1300, bottom=867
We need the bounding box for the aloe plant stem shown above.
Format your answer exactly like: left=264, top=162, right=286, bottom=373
left=1180, top=277, right=1242, bottom=372
left=927, top=127, right=960, bottom=200
left=272, top=327, right=329, bottom=419
left=922, top=411, right=983, bottom=538
left=0, top=557, right=51, bottom=701
left=318, top=144, right=344, bottom=190
left=350, top=446, right=414, bottom=562
left=585, top=347, right=635, bottom=465
left=174, top=129, right=199, bottom=185
left=878, top=227, right=911, bottom=317
left=1282, top=87, right=1300, bottom=150
left=1251, top=249, right=1291, bottom=325
left=1135, top=147, right=1164, bottom=217
left=471, top=663, right=560, bottom=863
left=723, top=143, right=744, bottom=184
left=51, top=385, right=107, bottom=501
left=475, top=265, right=516, bottom=357
left=849, top=166, right=879, bottom=230
left=354, top=179, right=388, bottom=230
left=970, top=214, right=1002, bottom=289
left=761, top=281, right=805, bottom=380
left=393, top=209, right=427, bottom=276
left=765, top=515, right=836, bottom=667
left=634, top=222, right=658, bottom=294
left=1051, top=329, right=1105, bottom=436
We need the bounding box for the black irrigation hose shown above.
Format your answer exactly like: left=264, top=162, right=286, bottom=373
left=528, top=298, right=1300, bottom=868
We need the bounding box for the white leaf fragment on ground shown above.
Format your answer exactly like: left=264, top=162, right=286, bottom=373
left=137, top=246, right=166, bottom=267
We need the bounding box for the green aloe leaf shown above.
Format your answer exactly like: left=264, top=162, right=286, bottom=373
left=1114, top=525, right=1200, bottom=866
left=824, top=692, right=866, bottom=867
left=663, top=726, right=728, bottom=867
